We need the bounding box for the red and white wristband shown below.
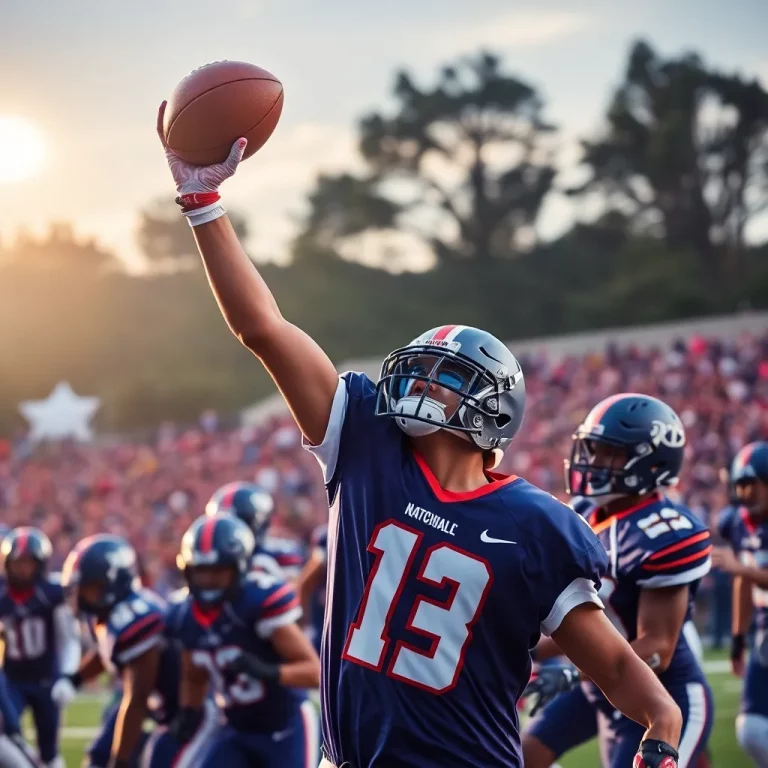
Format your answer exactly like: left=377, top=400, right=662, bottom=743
left=176, top=192, right=226, bottom=227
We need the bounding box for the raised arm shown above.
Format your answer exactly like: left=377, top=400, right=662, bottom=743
left=157, top=105, right=339, bottom=445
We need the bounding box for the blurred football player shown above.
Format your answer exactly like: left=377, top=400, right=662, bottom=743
left=156, top=114, right=684, bottom=768
left=712, top=442, right=768, bottom=766
left=523, top=394, right=714, bottom=768
left=167, top=514, right=320, bottom=768
left=60, top=535, right=185, bottom=768
left=206, top=481, right=306, bottom=581
left=297, top=523, right=328, bottom=656
left=0, top=528, right=80, bottom=768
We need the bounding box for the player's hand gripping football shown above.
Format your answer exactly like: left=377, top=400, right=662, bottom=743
left=523, top=663, right=580, bottom=717
left=156, top=101, right=247, bottom=196
left=633, top=738, right=679, bottom=768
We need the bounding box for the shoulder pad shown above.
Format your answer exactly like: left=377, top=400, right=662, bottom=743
left=109, top=594, right=166, bottom=666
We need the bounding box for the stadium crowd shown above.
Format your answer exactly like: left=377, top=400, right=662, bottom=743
left=0, top=328, right=765, bottom=602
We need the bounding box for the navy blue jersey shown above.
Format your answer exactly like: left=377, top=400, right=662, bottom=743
left=167, top=571, right=305, bottom=733
left=0, top=578, right=65, bottom=682
left=726, top=506, right=768, bottom=635
left=583, top=493, right=711, bottom=695
left=91, top=589, right=179, bottom=724
left=305, top=372, right=608, bottom=768
left=308, top=524, right=328, bottom=653
left=716, top=504, right=742, bottom=549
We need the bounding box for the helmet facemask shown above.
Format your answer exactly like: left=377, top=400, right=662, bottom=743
left=565, top=434, right=675, bottom=501
left=377, top=348, right=516, bottom=449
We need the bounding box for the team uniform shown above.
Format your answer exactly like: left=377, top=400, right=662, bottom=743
left=577, top=494, right=713, bottom=767
left=306, top=525, right=328, bottom=655
left=167, top=571, right=319, bottom=768
left=306, top=371, right=607, bottom=767
left=252, top=537, right=307, bottom=583
left=721, top=505, right=768, bottom=749
left=0, top=577, right=76, bottom=765
left=84, top=589, right=183, bottom=768
left=527, top=494, right=712, bottom=765
left=526, top=497, right=599, bottom=759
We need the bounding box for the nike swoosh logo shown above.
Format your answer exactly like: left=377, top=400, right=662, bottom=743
left=480, top=530, right=517, bottom=544
left=273, top=727, right=294, bottom=742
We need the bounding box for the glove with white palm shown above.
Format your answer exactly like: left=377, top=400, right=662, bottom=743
left=156, top=101, right=247, bottom=227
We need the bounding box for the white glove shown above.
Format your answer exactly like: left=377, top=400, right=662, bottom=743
left=50, top=677, right=77, bottom=708
left=156, top=101, right=247, bottom=226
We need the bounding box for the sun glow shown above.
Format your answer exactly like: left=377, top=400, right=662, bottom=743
left=0, top=116, right=47, bottom=183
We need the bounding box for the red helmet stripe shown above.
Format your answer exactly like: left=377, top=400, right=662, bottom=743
left=15, top=530, right=28, bottom=556
left=199, top=518, right=217, bottom=553
left=735, top=442, right=758, bottom=471
left=431, top=325, right=458, bottom=341
left=220, top=484, right=240, bottom=511
left=583, top=393, right=633, bottom=428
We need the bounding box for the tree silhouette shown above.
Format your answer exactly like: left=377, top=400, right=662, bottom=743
left=570, top=40, right=768, bottom=275
left=298, top=51, right=557, bottom=263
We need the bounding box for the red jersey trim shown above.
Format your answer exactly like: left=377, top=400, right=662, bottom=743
left=413, top=451, right=519, bottom=503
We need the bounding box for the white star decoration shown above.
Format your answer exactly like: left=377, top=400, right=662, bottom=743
left=19, top=381, right=101, bottom=442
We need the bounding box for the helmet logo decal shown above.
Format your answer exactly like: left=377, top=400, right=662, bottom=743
left=422, top=338, right=461, bottom=352
left=104, top=547, right=135, bottom=581
left=650, top=418, right=685, bottom=448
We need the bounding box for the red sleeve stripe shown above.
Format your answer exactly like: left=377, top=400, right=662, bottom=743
left=116, top=619, right=164, bottom=652
left=262, top=583, right=294, bottom=608
left=642, top=546, right=712, bottom=572
left=117, top=613, right=163, bottom=644
left=260, top=595, right=300, bottom=620
left=647, top=531, right=711, bottom=561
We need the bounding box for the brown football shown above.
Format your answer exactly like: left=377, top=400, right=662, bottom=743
left=163, top=60, right=283, bottom=166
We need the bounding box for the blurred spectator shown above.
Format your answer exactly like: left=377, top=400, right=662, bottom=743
left=0, top=330, right=765, bottom=607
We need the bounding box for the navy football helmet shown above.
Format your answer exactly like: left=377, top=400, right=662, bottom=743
left=730, top=441, right=768, bottom=515
left=1, top=527, right=52, bottom=589
left=376, top=325, right=526, bottom=452
left=60, top=535, right=140, bottom=616
left=731, top=442, right=768, bottom=485
left=178, top=515, right=255, bottom=607
left=565, top=393, right=686, bottom=500
left=205, top=482, right=274, bottom=547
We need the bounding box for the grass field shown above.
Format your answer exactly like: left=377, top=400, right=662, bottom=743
left=24, top=651, right=744, bottom=767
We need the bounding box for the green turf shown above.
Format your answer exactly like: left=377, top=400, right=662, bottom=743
left=22, top=651, right=747, bottom=767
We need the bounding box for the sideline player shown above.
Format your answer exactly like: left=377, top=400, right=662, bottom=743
left=168, top=514, right=320, bottom=767
left=523, top=395, right=714, bottom=767
left=60, top=535, right=185, bottom=768
left=297, top=523, right=328, bottom=656
left=156, top=111, right=684, bottom=768
left=0, top=528, right=80, bottom=768
left=205, top=481, right=306, bottom=581
left=712, top=442, right=768, bottom=766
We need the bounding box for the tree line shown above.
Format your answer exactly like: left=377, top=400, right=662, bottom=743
left=1, top=40, right=766, bottom=432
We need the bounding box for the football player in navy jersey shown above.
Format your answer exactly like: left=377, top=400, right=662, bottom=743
left=712, top=441, right=768, bottom=766
left=0, top=527, right=80, bottom=768
left=60, top=535, right=184, bottom=768
left=524, top=394, right=713, bottom=768
left=156, top=116, right=684, bottom=768
left=167, top=514, right=320, bottom=768
left=297, top=524, right=328, bottom=656
left=206, top=481, right=306, bottom=581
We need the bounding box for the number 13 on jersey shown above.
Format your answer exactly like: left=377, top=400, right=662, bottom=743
left=343, top=520, right=493, bottom=694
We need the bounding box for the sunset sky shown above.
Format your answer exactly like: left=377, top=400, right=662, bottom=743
left=1, top=0, right=766, bottom=269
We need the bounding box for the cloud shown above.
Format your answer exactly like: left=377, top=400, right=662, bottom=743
left=222, top=122, right=364, bottom=262
left=426, top=9, right=591, bottom=58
